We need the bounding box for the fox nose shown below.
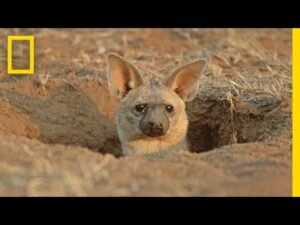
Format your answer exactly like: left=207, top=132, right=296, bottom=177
left=148, top=121, right=163, bottom=129
left=146, top=121, right=165, bottom=137
left=139, top=107, right=170, bottom=137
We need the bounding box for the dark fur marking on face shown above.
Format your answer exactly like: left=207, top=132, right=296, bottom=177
left=139, top=105, right=170, bottom=137
left=149, top=78, right=162, bottom=88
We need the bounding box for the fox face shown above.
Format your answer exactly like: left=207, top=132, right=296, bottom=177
left=106, top=53, right=207, bottom=156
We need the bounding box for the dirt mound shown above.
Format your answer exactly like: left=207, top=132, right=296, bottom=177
left=0, top=78, right=121, bottom=156
left=0, top=28, right=292, bottom=196
left=0, top=135, right=291, bottom=196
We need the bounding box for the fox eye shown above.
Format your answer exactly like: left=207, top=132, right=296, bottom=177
left=134, top=104, right=148, bottom=113
left=165, top=105, right=174, bottom=113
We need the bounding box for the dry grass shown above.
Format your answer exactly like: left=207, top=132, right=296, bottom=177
left=37, top=70, right=52, bottom=93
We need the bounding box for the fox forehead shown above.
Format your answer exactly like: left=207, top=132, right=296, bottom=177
left=148, top=78, right=162, bottom=88
left=121, top=77, right=185, bottom=108
left=123, top=80, right=182, bottom=106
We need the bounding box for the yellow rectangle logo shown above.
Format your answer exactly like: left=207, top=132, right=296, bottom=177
left=293, top=28, right=299, bottom=197
left=7, top=35, right=34, bottom=74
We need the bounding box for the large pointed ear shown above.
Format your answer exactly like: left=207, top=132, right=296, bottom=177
left=164, top=59, right=207, bottom=102
left=106, top=53, right=144, bottom=99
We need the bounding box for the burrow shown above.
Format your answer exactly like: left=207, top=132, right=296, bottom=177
left=0, top=81, right=290, bottom=157
left=186, top=87, right=290, bottom=153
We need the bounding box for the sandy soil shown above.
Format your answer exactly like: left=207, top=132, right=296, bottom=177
left=0, top=28, right=292, bottom=196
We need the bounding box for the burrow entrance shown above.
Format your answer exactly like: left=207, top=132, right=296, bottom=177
left=0, top=80, right=290, bottom=157
left=186, top=87, right=290, bottom=153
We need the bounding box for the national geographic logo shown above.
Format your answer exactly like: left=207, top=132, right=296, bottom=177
left=7, top=35, right=34, bottom=74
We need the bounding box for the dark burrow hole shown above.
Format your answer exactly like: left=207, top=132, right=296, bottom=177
left=186, top=87, right=290, bottom=153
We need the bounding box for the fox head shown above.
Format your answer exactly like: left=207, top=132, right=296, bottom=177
left=106, top=53, right=207, bottom=156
